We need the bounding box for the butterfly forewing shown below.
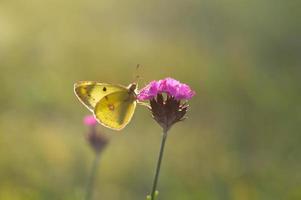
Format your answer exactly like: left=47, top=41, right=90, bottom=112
left=74, top=81, right=126, bottom=111
left=94, top=91, right=137, bottom=130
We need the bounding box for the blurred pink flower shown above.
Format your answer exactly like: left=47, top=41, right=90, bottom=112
left=83, top=115, right=98, bottom=126
left=83, top=115, right=108, bottom=153
left=137, top=77, right=195, bottom=101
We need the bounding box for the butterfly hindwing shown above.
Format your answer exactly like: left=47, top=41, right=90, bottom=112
left=74, top=81, right=126, bottom=111
left=94, top=91, right=137, bottom=130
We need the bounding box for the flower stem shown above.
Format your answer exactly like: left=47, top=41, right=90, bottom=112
left=85, top=152, right=101, bottom=200
left=151, top=130, right=168, bottom=200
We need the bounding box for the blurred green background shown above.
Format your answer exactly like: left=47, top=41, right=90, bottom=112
left=0, top=0, right=300, bottom=199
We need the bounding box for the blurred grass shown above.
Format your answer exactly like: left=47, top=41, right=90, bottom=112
left=0, top=0, right=300, bottom=199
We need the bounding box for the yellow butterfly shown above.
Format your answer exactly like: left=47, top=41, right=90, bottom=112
left=74, top=81, right=138, bottom=130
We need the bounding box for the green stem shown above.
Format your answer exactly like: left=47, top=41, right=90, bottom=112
left=151, top=130, right=168, bottom=200
left=85, top=152, right=101, bottom=200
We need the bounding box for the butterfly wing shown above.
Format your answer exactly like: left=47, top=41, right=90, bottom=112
left=74, top=81, right=126, bottom=111
left=94, top=91, right=137, bottom=130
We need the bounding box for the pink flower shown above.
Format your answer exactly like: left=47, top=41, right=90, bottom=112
left=83, top=115, right=98, bottom=126
left=83, top=115, right=108, bottom=153
left=137, top=77, right=195, bottom=101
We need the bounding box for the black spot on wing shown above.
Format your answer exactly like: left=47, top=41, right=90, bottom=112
left=103, top=87, right=107, bottom=92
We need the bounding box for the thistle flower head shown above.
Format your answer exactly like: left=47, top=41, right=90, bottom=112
left=138, top=78, right=195, bottom=132
left=83, top=115, right=108, bottom=153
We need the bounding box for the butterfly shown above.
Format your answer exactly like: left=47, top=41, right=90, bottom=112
left=74, top=81, right=138, bottom=130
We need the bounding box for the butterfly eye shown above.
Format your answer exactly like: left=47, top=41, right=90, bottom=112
left=103, top=87, right=107, bottom=92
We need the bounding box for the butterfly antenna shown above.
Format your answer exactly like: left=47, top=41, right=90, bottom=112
left=133, top=64, right=143, bottom=84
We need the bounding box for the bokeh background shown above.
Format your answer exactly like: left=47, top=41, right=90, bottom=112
left=0, top=0, right=300, bottom=199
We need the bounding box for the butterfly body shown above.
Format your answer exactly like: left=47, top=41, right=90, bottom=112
left=74, top=81, right=137, bottom=130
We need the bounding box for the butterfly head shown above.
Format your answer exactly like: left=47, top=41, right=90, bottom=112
left=128, top=83, right=138, bottom=96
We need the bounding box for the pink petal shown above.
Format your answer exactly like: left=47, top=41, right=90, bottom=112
left=175, top=84, right=195, bottom=100
left=83, top=115, right=98, bottom=126
left=137, top=81, right=159, bottom=100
